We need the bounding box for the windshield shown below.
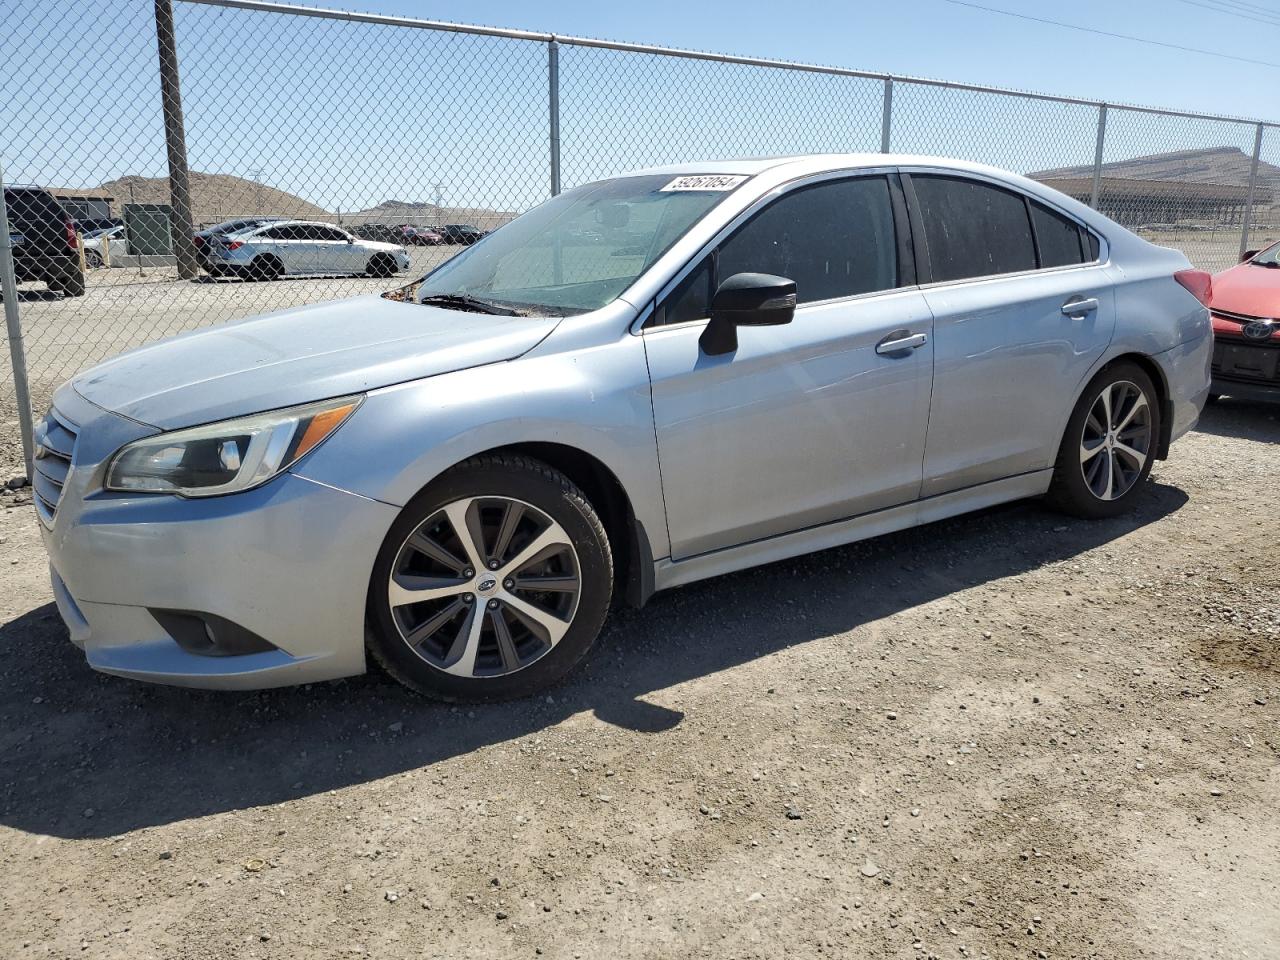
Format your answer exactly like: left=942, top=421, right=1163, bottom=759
left=413, top=174, right=745, bottom=315
left=1249, top=241, right=1280, bottom=266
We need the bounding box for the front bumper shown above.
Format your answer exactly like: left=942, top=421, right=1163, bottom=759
left=38, top=386, right=399, bottom=689
left=1211, top=337, right=1280, bottom=403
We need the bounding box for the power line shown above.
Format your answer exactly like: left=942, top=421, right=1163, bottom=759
left=1174, top=0, right=1280, bottom=27
left=941, top=0, right=1280, bottom=69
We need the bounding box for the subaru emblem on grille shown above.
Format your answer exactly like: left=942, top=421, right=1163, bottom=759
left=1242, top=319, right=1277, bottom=341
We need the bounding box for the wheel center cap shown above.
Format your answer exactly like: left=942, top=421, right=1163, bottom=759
left=476, top=576, right=499, bottom=594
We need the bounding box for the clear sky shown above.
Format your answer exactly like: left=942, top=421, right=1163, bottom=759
left=7, top=0, right=1280, bottom=215
left=371, top=0, right=1280, bottom=120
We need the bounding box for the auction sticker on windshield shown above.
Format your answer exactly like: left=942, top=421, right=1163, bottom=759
left=659, top=175, right=749, bottom=192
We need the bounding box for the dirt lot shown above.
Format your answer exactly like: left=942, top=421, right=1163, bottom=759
left=0, top=399, right=1276, bottom=960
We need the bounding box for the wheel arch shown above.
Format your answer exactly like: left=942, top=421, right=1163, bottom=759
left=1101, top=352, right=1173, bottom=460
left=418, top=441, right=656, bottom=609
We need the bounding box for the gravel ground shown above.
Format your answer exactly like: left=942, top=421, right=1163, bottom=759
left=0, top=400, right=1277, bottom=960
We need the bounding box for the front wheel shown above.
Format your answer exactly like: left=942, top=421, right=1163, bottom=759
left=367, top=454, right=614, bottom=701
left=1046, top=361, right=1161, bottom=519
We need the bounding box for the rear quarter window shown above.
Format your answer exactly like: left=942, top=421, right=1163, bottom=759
left=1030, top=200, right=1088, bottom=268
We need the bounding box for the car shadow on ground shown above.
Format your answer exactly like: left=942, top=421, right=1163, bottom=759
left=1193, top=396, right=1279, bottom=443
left=0, top=480, right=1189, bottom=840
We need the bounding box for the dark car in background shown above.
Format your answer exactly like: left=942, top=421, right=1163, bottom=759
left=3, top=185, right=85, bottom=297
left=74, top=216, right=123, bottom=235
left=438, top=223, right=486, bottom=245
left=1208, top=243, right=1280, bottom=403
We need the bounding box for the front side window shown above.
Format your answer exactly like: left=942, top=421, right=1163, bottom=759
left=414, top=175, right=742, bottom=316
left=912, top=175, right=1036, bottom=282
left=658, top=175, right=900, bottom=324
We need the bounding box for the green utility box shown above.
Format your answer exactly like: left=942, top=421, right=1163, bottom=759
left=122, top=203, right=173, bottom=256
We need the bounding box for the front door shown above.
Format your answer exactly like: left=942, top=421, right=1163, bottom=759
left=643, top=174, right=935, bottom=560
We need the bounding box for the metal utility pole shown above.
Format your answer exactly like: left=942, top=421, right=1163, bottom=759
left=154, top=0, right=198, bottom=279
left=548, top=39, right=561, bottom=197
left=0, top=160, right=35, bottom=479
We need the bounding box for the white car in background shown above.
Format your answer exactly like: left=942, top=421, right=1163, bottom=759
left=81, top=225, right=126, bottom=268
left=202, top=219, right=411, bottom=280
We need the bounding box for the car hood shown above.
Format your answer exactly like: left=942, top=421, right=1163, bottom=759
left=72, top=294, right=560, bottom=429
left=1210, top=262, right=1280, bottom=317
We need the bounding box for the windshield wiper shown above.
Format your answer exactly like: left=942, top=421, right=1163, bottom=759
left=1253, top=260, right=1280, bottom=268
left=419, top=293, right=522, bottom=316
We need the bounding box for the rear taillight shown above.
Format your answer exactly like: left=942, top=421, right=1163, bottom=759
left=1174, top=269, right=1212, bottom=307
left=193, top=235, right=205, bottom=248
left=224, top=240, right=243, bottom=251
left=64, top=219, right=78, bottom=250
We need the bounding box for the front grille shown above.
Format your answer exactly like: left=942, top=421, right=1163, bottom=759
left=1211, top=308, right=1267, bottom=324
left=32, top=408, right=78, bottom=524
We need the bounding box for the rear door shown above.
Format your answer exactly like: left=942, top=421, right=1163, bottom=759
left=903, top=172, right=1115, bottom=496
left=312, top=225, right=361, bottom=273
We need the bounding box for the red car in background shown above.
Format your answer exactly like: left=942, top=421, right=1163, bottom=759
left=1208, top=242, right=1280, bottom=403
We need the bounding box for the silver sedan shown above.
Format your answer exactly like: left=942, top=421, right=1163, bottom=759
left=36, top=154, right=1211, bottom=701
left=201, top=219, right=410, bottom=279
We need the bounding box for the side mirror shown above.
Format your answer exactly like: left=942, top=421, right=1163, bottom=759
left=699, top=272, right=796, bottom=356
left=347, top=236, right=355, bottom=244
left=1241, top=249, right=1259, bottom=262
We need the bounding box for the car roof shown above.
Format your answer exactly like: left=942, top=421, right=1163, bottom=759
left=619, top=153, right=1020, bottom=179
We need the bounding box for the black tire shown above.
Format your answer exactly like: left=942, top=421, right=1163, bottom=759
left=366, top=253, right=396, bottom=279
left=367, top=453, right=614, bottom=702
left=248, top=255, right=282, bottom=281
left=54, top=267, right=86, bottom=298
left=1046, top=361, right=1161, bottom=519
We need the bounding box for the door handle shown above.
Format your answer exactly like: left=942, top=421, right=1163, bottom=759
left=1061, top=296, right=1099, bottom=318
left=875, top=330, right=928, bottom=356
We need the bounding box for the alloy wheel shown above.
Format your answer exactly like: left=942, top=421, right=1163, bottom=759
left=387, top=496, right=581, bottom=678
left=1079, top=380, right=1152, bottom=501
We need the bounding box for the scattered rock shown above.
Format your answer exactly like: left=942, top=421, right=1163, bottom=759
left=785, top=805, right=803, bottom=820
left=860, top=860, right=881, bottom=878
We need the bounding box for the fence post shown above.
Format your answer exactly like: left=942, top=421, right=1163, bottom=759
left=1089, top=103, right=1107, bottom=210
left=880, top=78, right=893, bottom=153
left=154, top=0, right=199, bottom=279
left=1240, top=122, right=1264, bottom=260
left=0, top=160, right=35, bottom=481
left=548, top=38, right=562, bottom=197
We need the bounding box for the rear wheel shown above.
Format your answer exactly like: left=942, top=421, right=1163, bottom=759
left=367, top=454, right=613, bottom=701
left=366, top=253, right=396, bottom=278
left=248, top=255, right=283, bottom=281
left=1047, top=361, right=1160, bottom=519
left=84, top=250, right=103, bottom=269
left=52, top=267, right=85, bottom=297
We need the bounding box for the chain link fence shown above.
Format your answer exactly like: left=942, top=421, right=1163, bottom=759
left=4, top=0, right=1279, bottom=465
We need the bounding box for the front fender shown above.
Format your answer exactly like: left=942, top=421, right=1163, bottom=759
left=293, top=331, right=670, bottom=559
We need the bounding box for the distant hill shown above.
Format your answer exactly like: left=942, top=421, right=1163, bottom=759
left=52, top=174, right=519, bottom=231
left=53, top=172, right=330, bottom=225
left=1031, top=146, right=1280, bottom=187
left=344, top=199, right=518, bottom=231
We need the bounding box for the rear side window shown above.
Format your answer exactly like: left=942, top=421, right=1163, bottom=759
left=5, top=188, right=67, bottom=226
left=1030, top=200, right=1087, bottom=268
left=911, top=175, right=1035, bottom=282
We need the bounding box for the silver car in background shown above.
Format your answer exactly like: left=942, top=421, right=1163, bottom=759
left=36, top=154, right=1212, bottom=701
left=202, top=218, right=411, bottom=279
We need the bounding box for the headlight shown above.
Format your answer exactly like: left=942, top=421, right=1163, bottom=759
left=105, top=395, right=361, bottom=497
